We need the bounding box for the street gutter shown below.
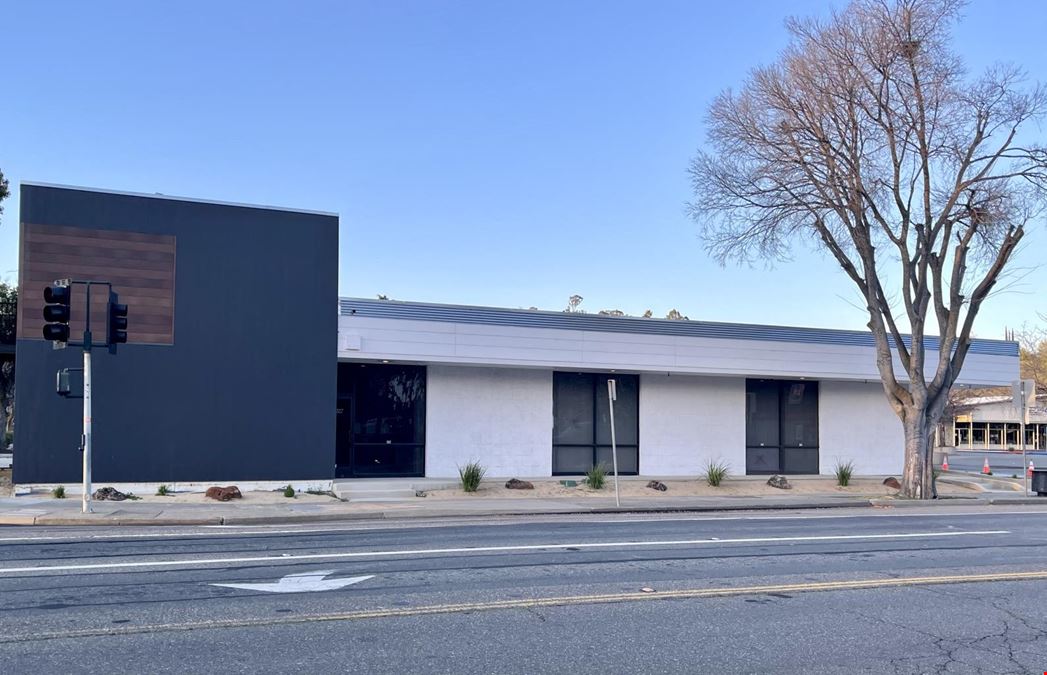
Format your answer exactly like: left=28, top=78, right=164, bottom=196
left=1, top=494, right=1044, bottom=527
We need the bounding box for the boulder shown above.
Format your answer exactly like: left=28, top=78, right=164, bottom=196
left=646, top=480, right=668, bottom=492
left=882, top=477, right=902, bottom=490
left=92, top=486, right=127, bottom=501
left=505, top=478, right=534, bottom=490
left=766, top=475, right=792, bottom=490
left=205, top=486, right=242, bottom=501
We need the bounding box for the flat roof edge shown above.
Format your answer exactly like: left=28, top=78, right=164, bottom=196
left=338, top=297, right=1016, bottom=345
left=338, top=297, right=1019, bottom=357
left=20, top=181, right=339, bottom=218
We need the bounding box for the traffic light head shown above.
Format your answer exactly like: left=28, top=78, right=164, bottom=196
left=42, top=322, right=70, bottom=342
left=44, top=285, right=71, bottom=305
left=42, top=283, right=72, bottom=343
left=107, top=292, right=128, bottom=352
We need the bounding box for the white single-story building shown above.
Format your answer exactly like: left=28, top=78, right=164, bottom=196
left=336, top=298, right=1019, bottom=479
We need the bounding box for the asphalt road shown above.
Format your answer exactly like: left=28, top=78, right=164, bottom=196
left=3, top=506, right=1047, bottom=673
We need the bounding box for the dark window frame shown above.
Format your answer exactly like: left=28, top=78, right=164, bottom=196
left=552, top=372, right=639, bottom=476
left=745, top=379, right=819, bottom=475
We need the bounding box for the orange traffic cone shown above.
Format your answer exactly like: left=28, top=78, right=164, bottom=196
left=982, top=457, right=991, bottom=474
left=1028, top=461, right=1035, bottom=478
left=942, top=455, right=949, bottom=472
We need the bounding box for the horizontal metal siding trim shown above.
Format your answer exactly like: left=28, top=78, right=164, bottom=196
left=338, top=299, right=1018, bottom=357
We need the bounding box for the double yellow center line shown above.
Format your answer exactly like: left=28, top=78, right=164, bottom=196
left=5, top=568, right=1047, bottom=643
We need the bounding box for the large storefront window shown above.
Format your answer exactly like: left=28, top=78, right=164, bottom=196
left=553, top=372, right=639, bottom=475
left=745, top=379, right=819, bottom=474
left=336, top=363, right=425, bottom=478
left=952, top=421, right=1047, bottom=450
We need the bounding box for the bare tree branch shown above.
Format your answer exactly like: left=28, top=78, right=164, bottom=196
left=688, top=0, right=1045, bottom=498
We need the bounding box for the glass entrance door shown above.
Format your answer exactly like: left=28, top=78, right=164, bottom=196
left=336, top=363, right=426, bottom=478
left=745, top=379, right=819, bottom=474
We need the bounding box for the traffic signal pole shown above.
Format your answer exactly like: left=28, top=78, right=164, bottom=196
left=81, top=283, right=94, bottom=514
left=43, top=278, right=127, bottom=514
left=82, top=349, right=92, bottom=513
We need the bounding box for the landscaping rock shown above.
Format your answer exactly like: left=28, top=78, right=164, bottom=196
left=766, top=475, right=791, bottom=490
left=505, top=478, right=534, bottom=490
left=646, top=480, right=668, bottom=492
left=92, top=486, right=127, bottom=501
left=882, top=477, right=902, bottom=490
left=205, top=485, right=242, bottom=501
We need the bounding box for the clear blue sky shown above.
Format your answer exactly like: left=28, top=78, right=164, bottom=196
left=1, top=1, right=1044, bottom=336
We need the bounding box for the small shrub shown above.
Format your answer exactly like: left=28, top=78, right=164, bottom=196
left=585, top=464, right=607, bottom=490
left=458, top=461, right=486, bottom=492
left=834, top=460, right=855, bottom=487
left=51, top=485, right=66, bottom=499
left=704, top=460, right=729, bottom=487
left=156, top=484, right=171, bottom=496
left=283, top=484, right=296, bottom=498
left=125, top=492, right=141, bottom=501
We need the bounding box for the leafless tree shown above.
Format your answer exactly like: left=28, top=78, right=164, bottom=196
left=689, top=0, right=1047, bottom=498
left=1014, top=319, right=1047, bottom=393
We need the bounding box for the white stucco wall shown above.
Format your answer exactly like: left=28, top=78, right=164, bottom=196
left=819, top=380, right=905, bottom=475
left=639, top=374, right=746, bottom=476
left=417, top=365, right=906, bottom=478
left=425, top=365, right=553, bottom=478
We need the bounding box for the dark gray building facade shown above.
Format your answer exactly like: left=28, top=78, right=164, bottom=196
left=14, top=184, right=338, bottom=484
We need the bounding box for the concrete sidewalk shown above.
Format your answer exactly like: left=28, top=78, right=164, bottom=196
left=2, top=490, right=1046, bottom=526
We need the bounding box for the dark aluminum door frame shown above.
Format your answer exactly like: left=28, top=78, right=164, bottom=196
left=335, top=394, right=354, bottom=478
left=745, top=379, right=819, bottom=475
left=336, top=363, right=426, bottom=479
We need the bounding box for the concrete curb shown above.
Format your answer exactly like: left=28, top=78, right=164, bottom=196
left=2, top=512, right=389, bottom=527
left=0, top=515, right=39, bottom=525
left=219, top=512, right=390, bottom=525
left=31, top=516, right=225, bottom=526
left=374, top=500, right=875, bottom=520
left=987, top=497, right=1047, bottom=506
left=869, top=497, right=982, bottom=508
left=2, top=495, right=1044, bottom=527
left=0, top=501, right=871, bottom=526
left=869, top=496, right=1047, bottom=508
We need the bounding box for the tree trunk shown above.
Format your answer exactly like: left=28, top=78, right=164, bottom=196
left=901, top=413, right=935, bottom=499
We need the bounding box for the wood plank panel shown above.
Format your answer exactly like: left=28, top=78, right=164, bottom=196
left=19, top=223, right=176, bottom=345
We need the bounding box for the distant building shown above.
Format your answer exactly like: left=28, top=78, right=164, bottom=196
left=945, top=394, right=1047, bottom=451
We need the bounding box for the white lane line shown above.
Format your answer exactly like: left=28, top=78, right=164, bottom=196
left=589, top=511, right=1047, bottom=524
left=0, top=530, right=1009, bottom=575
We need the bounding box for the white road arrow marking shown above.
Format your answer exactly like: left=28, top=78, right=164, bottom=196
left=211, top=570, right=374, bottom=594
